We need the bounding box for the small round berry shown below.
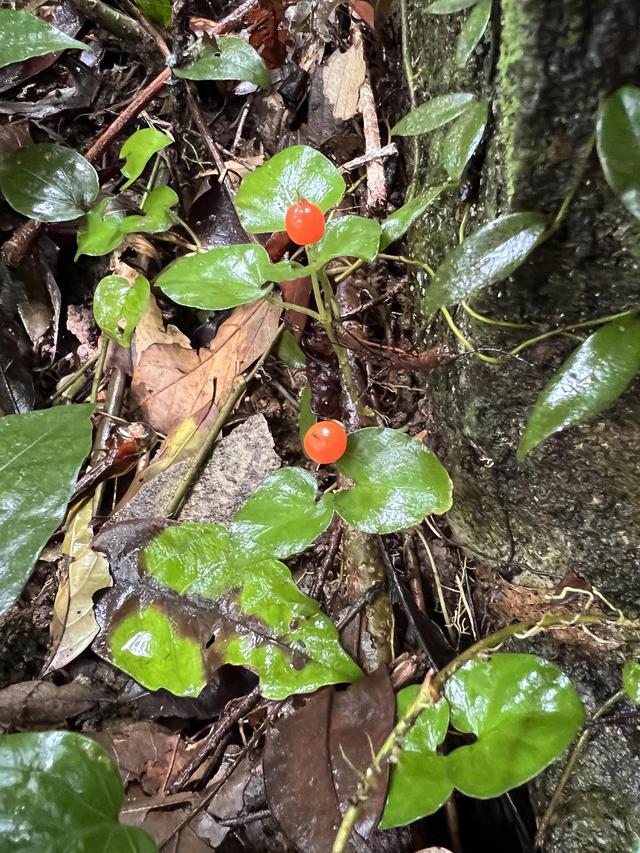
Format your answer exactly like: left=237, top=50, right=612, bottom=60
left=285, top=198, right=326, bottom=245
left=303, top=420, right=348, bottom=464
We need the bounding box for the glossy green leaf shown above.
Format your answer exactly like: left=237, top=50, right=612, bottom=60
left=235, top=145, right=346, bottom=233
left=110, top=603, right=207, bottom=697
left=0, top=143, right=98, bottom=222
left=445, top=654, right=584, bottom=798
left=0, top=405, right=94, bottom=616
left=0, top=731, right=155, bottom=852
left=623, top=661, right=640, bottom=703
left=299, top=385, right=316, bottom=439
left=123, top=184, right=178, bottom=233
left=0, top=9, right=87, bottom=70
left=134, top=0, right=171, bottom=28
left=391, top=93, right=476, bottom=137
left=518, top=314, right=640, bottom=459
left=93, top=274, right=150, bottom=347
left=456, top=0, right=491, bottom=67
left=308, top=216, right=381, bottom=267
left=380, top=687, right=452, bottom=828
left=75, top=198, right=126, bottom=259
left=231, top=468, right=334, bottom=559
left=278, top=329, right=306, bottom=368
left=440, top=99, right=488, bottom=181
left=427, top=0, right=479, bottom=12
left=120, top=127, right=172, bottom=189
left=596, top=85, right=640, bottom=220
left=380, top=183, right=450, bottom=249
left=426, top=212, right=547, bottom=313
left=334, top=428, right=453, bottom=533
left=143, top=523, right=362, bottom=698
left=174, top=37, right=271, bottom=89
left=155, top=243, right=272, bottom=310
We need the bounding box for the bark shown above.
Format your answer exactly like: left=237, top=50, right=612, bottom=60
left=404, top=1, right=640, bottom=850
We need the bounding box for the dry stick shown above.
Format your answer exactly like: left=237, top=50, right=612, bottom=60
left=310, top=518, right=344, bottom=599
left=358, top=70, right=387, bottom=212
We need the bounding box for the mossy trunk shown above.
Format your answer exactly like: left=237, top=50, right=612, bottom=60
left=404, top=1, right=640, bottom=850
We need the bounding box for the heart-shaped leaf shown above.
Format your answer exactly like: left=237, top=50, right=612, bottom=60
left=298, top=385, right=316, bottom=438
left=123, top=184, right=178, bottom=233
left=235, top=145, right=346, bottom=233
left=0, top=143, right=99, bottom=222
left=427, top=0, right=479, bottom=12
left=120, top=127, right=172, bottom=189
left=0, top=405, right=94, bottom=616
left=278, top=329, right=306, bottom=368
left=75, top=198, right=126, bottom=258
left=596, top=85, right=640, bottom=220
left=334, top=428, right=452, bottom=533
left=380, top=687, right=452, bottom=828
left=174, top=36, right=271, bottom=89
left=456, top=0, right=491, bottom=67
left=231, top=468, right=334, bottom=559
left=133, top=0, right=171, bottom=28
left=440, top=99, right=488, bottom=181
left=391, top=93, right=476, bottom=137
left=426, top=212, right=547, bottom=313
left=518, top=314, right=640, bottom=459
left=309, top=216, right=381, bottom=267
left=380, top=183, right=450, bottom=249
left=0, top=731, right=154, bottom=851
left=0, top=9, right=87, bottom=69
left=623, top=661, right=640, bottom=703
left=94, top=273, right=150, bottom=347
left=445, top=654, right=584, bottom=798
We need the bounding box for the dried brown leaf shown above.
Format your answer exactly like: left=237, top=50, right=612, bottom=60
left=323, top=38, right=366, bottom=121
left=0, top=680, right=110, bottom=727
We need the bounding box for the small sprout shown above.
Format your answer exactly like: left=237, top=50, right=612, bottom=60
left=303, top=420, right=348, bottom=464
left=285, top=198, right=326, bottom=245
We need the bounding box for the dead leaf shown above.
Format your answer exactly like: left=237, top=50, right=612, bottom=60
left=349, top=0, right=375, bottom=29
left=0, top=680, right=110, bottom=727
left=132, top=293, right=191, bottom=368
left=323, top=37, right=366, bottom=121
left=0, top=123, right=32, bottom=161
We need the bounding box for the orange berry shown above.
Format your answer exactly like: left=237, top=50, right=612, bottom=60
left=303, top=420, right=348, bottom=464
left=285, top=198, right=326, bottom=245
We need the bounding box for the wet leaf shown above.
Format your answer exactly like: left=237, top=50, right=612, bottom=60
left=518, top=314, right=640, bottom=459
left=0, top=9, right=87, bottom=69
left=235, top=145, right=346, bottom=234
left=124, top=184, right=178, bottom=233
left=0, top=731, right=155, bottom=851
left=0, top=143, right=98, bottom=222
left=456, top=0, right=491, bottom=67
left=445, top=654, right=584, bottom=798
left=231, top=468, right=334, bottom=559
left=174, top=37, right=271, bottom=89
left=426, top=212, right=547, bottom=313
left=120, top=127, right=173, bottom=190
left=380, top=183, right=450, bottom=249
left=440, top=99, right=488, bottom=181
left=94, top=273, right=150, bottom=347
left=308, top=216, right=381, bottom=268
left=596, top=85, right=640, bottom=220
left=278, top=329, right=306, bottom=368
left=427, top=0, right=479, bottom=12
left=380, top=686, right=452, bottom=828
left=134, top=0, right=172, bottom=28
left=0, top=404, right=94, bottom=616
left=334, top=428, right=452, bottom=534
left=623, top=661, right=640, bottom=703
left=391, top=93, right=476, bottom=137
left=299, top=384, right=316, bottom=439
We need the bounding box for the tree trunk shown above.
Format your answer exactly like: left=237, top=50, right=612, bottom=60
left=404, top=1, right=640, bottom=850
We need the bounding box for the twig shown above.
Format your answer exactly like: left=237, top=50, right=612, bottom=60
left=89, top=338, right=110, bottom=405
left=340, top=144, right=398, bottom=173
left=358, top=74, right=387, bottom=212
left=231, top=93, right=255, bottom=154
left=49, top=351, right=100, bottom=402
left=310, top=518, right=343, bottom=599
left=71, top=0, right=144, bottom=42
left=415, top=528, right=456, bottom=645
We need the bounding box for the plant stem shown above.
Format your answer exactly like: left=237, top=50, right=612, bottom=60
left=462, top=302, right=532, bottom=329
left=89, top=338, right=109, bottom=405
left=174, top=217, right=202, bottom=251
left=379, top=253, right=435, bottom=277
left=334, top=258, right=365, bottom=284
left=50, top=352, right=100, bottom=402
left=318, top=270, right=361, bottom=409
left=266, top=295, right=322, bottom=321
left=441, top=306, right=500, bottom=364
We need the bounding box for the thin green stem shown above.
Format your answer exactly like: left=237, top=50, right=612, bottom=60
left=441, top=306, right=500, bottom=364
left=311, top=270, right=328, bottom=321
left=462, top=302, right=532, bottom=329
left=399, top=0, right=419, bottom=187
left=89, top=338, right=109, bottom=405
left=458, top=205, right=470, bottom=244
left=334, top=258, right=364, bottom=285
left=379, top=253, right=435, bottom=277
left=175, top=216, right=202, bottom=251
left=266, top=295, right=322, bottom=321
left=139, top=153, right=161, bottom=207
left=50, top=352, right=100, bottom=402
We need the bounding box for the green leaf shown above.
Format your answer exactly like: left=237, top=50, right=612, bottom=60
left=123, top=184, right=178, bottom=233
left=0, top=405, right=94, bottom=616
left=445, top=654, right=584, bottom=799
left=308, top=216, right=381, bottom=267
left=380, top=183, right=450, bottom=250
left=380, top=687, right=452, bottom=828
left=426, top=212, right=547, bottom=313
left=518, top=314, right=640, bottom=459
left=391, top=93, right=476, bottom=137
left=93, top=274, right=150, bottom=347
left=623, top=661, right=640, bottom=703
left=427, top=0, right=479, bottom=12
left=120, top=127, right=173, bottom=189
left=456, top=0, right=491, bottom=67
left=231, top=468, right=334, bottom=559
left=133, top=0, right=172, bottom=28
left=0, top=143, right=99, bottom=222
left=75, top=198, right=126, bottom=259
left=110, top=603, right=207, bottom=697
left=440, top=99, right=488, bottom=182
left=334, top=428, right=453, bottom=534
left=155, top=243, right=272, bottom=310
left=299, top=385, right=316, bottom=439
left=596, top=85, right=640, bottom=220
left=278, top=329, right=306, bottom=368
left=235, top=145, right=346, bottom=233
left=0, top=731, right=155, bottom=852
left=174, top=36, right=271, bottom=89
left=0, top=9, right=87, bottom=70
left=143, top=523, right=362, bottom=699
